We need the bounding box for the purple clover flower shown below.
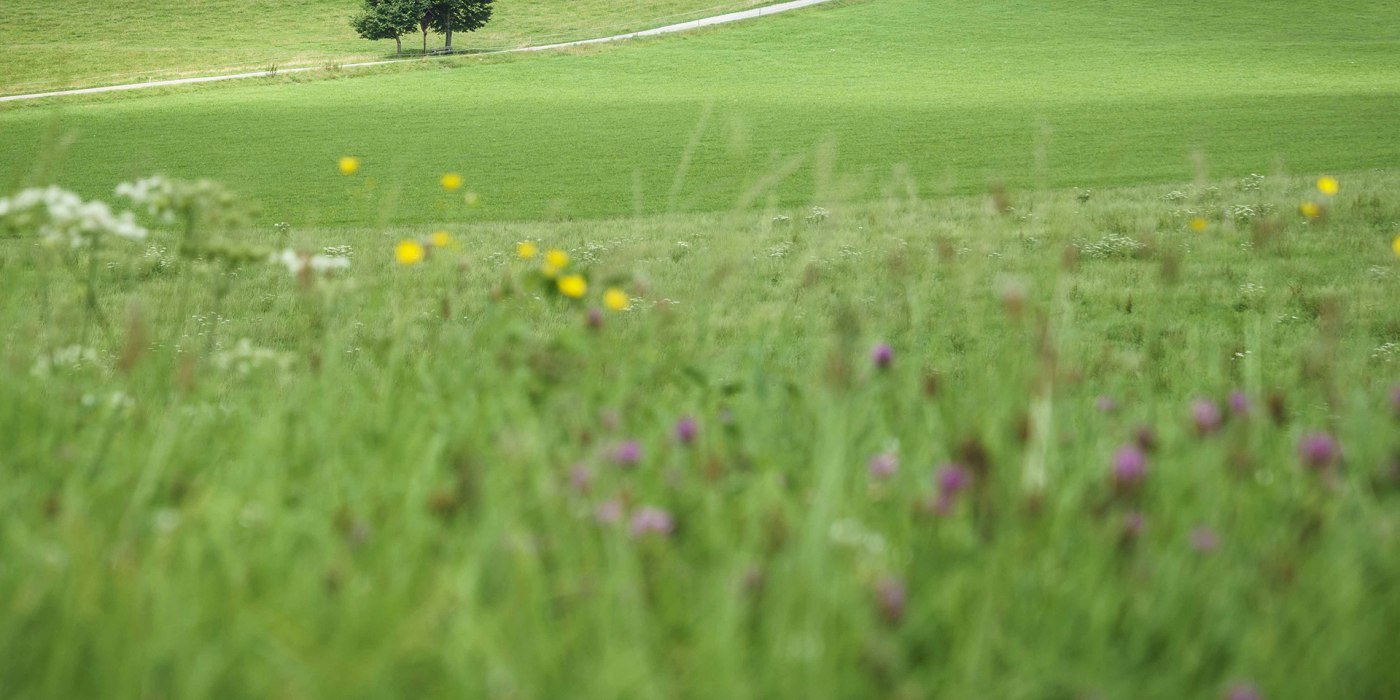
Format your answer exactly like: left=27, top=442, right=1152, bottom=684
left=1190, top=526, right=1221, bottom=553
left=871, top=343, right=894, bottom=370
left=1192, top=399, right=1223, bottom=435
left=629, top=506, right=674, bottom=538
left=1111, top=444, right=1148, bottom=490
left=868, top=452, right=898, bottom=480
left=674, top=416, right=699, bottom=445
left=612, top=440, right=642, bottom=467
left=874, top=576, right=907, bottom=623
left=595, top=499, right=623, bottom=525
left=1095, top=395, right=1119, bottom=413
left=569, top=464, right=592, bottom=493
left=1297, top=431, right=1339, bottom=471
left=1228, top=391, right=1250, bottom=416
left=932, top=463, right=972, bottom=516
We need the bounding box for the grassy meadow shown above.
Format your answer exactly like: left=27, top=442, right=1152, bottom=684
left=0, top=0, right=782, bottom=94
left=2, top=168, right=1399, bottom=697
left=2, top=0, right=1398, bottom=226
left=2, top=0, right=1400, bottom=697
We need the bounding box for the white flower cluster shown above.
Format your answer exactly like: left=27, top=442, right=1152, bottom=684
left=1076, top=233, right=1143, bottom=260
left=115, top=176, right=180, bottom=224
left=31, top=345, right=102, bottom=378
left=268, top=248, right=351, bottom=277
left=0, top=186, right=146, bottom=247
left=213, top=339, right=293, bottom=375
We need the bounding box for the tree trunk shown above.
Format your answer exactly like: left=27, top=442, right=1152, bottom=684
left=395, top=36, right=402, bottom=55
left=445, top=16, right=453, bottom=51
left=422, top=29, right=428, bottom=53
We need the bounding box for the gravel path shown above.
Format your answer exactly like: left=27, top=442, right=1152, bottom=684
left=0, top=0, right=841, bottom=103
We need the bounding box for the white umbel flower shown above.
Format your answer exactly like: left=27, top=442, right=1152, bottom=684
left=268, top=248, right=351, bottom=277
left=0, top=186, right=146, bottom=246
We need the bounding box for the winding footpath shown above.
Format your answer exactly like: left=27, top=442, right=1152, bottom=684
left=0, top=0, right=840, bottom=103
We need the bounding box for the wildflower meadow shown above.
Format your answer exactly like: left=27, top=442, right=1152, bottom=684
left=2, top=0, right=1399, bottom=697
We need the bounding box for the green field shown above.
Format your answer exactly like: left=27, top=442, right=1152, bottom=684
left=2, top=0, right=1400, bottom=696
left=2, top=0, right=1397, bottom=227
left=3, top=170, right=1399, bottom=697
left=0, top=0, right=780, bottom=93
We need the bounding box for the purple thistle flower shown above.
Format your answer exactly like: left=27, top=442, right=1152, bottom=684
left=1297, top=431, right=1339, bottom=471
left=871, top=343, right=894, bottom=370
left=1095, top=395, right=1119, bottom=413
left=874, top=576, right=906, bottom=623
left=1111, top=444, right=1148, bottom=490
left=586, top=307, right=604, bottom=329
left=1192, top=399, right=1223, bottom=435
left=868, top=452, right=899, bottom=480
left=629, top=506, right=674, bottom=538
left=611, top=440, right=642, bottom=467
left=936, top=463, right=971, bottom=495
left=595, top=499, right=623, bottom=525
left=931, top=463, right=971, bottom=516
left=1190, top=526, right=1221, bottom=553
left=1228, top=391, right=1250, bottom=416
left=569, top=464, right=592, bottom=493
left=674, top=416, right=699, bottom=445
left=1224, top=682, right=1263, bottom=700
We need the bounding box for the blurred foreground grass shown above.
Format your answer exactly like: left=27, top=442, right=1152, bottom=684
left=0, top=171, right=1398, bottom=698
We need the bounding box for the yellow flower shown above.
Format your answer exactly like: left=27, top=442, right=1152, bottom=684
left=1316, top=176, right=1339, bottom=197
left=1299, top=201, right=1322, bottom=219
left=395, top=239, right=425, bottom=265
left=1189, top=217, right=1208, bottom=233
left=1393, top=235, right=1400, bottom=258
left=440, top=173, right=464, bottom=191
left=545, top=249, right=569, bottom=269
left=430, top=231, right=452, bottom=248
left=558, top=274, right=587, bottom=299
left=517, top=241, right=538, bottom=260
left=464, top=191, right=480, bottom=207
left=338, top=156, right=360, bottom=175
left=604, top=288, right=629, bottom=311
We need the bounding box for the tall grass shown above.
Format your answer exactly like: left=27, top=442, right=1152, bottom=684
left=1, top=167, right=1397, bottom=697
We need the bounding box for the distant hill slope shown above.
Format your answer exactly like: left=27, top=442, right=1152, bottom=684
left=1, top=0, right=1396, bottom=226
left=0, top=0, right=780, bottom=93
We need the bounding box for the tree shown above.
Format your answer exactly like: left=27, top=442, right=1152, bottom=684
left=424, top=0, right=494, bottom=52
left=351, top=0, right=423, bottom=55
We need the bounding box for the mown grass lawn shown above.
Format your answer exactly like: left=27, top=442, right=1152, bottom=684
left=1, top=169, right=1398, bottom=697
left=2, top=0, right=1396, bottom=227
left=0, top=0, right=783, bottom=93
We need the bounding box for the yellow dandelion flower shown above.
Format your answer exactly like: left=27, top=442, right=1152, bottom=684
left=395, top=239, right=425, bottom=265
left=430, top=231, right=452, bottom=248
left=464, top=191, right=481, bottom=207
left=1393, top=235, right=1400, bottom=258
left=558, top=274, right=587, bottom=299
left=1189, top=217, right=1208, bottom=233
left=604, top=288, right=629, bottom=311
left=440, top=173, right=464, bottom=191
left=517, top=241, right=538, bottom=260
left=338, top=156, right=360, bottom=175
left=1299, top=201, right=1321, bottom=219
left=546, top=249, right=569, bottom=269
left=1316, top=176, right=1339, bottom=197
